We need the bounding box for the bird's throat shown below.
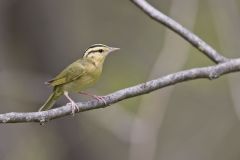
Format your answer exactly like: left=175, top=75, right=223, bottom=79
left=87, top=57, right=105, bottom=68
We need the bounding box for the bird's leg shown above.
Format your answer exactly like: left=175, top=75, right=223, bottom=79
left=64, top=91, right=79, bottom=115
left=79, top=91, right=107, bottom=105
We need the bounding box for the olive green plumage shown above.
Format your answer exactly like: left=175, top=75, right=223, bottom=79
left=39, top=44, right=119, bottom=112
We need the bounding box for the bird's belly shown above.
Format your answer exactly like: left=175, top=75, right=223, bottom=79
left=63, top=75, right=98, bottom=93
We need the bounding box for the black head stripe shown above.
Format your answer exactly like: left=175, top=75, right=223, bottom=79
left=84, top=44, right=109, bottom=57
left=84, top=47, right=102, bottom=57
left=86, top=44, right=108, bottom=51
left=87, top=50, right=98, bottom=55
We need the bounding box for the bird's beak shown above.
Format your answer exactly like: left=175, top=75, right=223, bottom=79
left=109, top=47, right=120, bottom=53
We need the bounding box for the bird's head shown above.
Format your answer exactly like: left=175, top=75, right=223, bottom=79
left=83, top=44, right=119, bottom=63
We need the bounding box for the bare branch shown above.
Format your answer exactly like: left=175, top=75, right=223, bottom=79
left=130, top=0, right=229, bottom=63
left=0, top=59, right=240, bottom=124
left=0, top=0, right=238, bottom=124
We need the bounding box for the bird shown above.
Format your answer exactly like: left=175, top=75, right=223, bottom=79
left=38, top=44, right=120, bottom=114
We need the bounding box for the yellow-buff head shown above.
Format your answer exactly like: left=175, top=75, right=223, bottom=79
left=83, top=44, right=120, bottom=63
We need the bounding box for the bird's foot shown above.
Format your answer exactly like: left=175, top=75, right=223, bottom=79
left=79, top=92, right=108, bottom=105
left=92, top=95, right=108, bottom=106
left=67, top=101, right=80, bottom=116
left=64, top=91, right=80, bottom=116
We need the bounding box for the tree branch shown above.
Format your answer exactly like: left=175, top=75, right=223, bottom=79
left=0, top=0, right=239, bottom=124
left=130, top=0, right=228, bottom=63
left=1, top=58, right=240, bottom=124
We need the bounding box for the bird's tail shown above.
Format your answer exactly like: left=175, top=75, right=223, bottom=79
left=38, top=92, right=59, bottom=111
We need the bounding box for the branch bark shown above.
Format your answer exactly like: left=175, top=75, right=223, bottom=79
left=131, top=0, right=228, bottom=63
left=1, top=59, right=240, bottom=123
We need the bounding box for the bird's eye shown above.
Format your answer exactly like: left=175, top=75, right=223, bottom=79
left=99, top=49, right=103, bottom=53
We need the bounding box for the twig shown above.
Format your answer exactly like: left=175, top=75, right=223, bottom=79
left=1, top=58, right=240, bottom=123
left=130, top=0, right=229, bottom=63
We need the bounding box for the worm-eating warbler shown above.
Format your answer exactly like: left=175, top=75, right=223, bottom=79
left=39, top=44, right=119, bottom=114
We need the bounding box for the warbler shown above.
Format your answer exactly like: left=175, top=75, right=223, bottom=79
left=39, top=44, right=119, bottom=114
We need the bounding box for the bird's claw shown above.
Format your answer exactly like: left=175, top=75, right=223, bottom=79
left=78, top=92, right=109, bottom=106
left=67, top=101, right=80, bottom=116
left=93, top=95, right=108, bottom=106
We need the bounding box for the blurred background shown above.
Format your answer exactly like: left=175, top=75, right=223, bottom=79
left=0, top=0, right=240, bottom=159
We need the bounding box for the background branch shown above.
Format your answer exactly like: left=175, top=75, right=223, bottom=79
left=130, top=0, right=228, bottom=63
left=0, top=58, right=240, bottom=124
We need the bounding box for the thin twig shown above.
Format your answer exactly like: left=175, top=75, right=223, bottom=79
left=130, top=0, right=229, bottom=63
left=0, top=58, right=240, bottom=124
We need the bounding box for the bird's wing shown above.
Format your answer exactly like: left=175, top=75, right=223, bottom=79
left=46, top=60, right=86, bottom=86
